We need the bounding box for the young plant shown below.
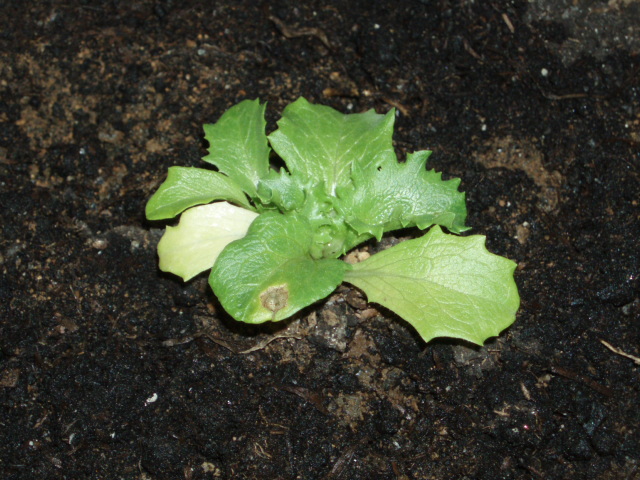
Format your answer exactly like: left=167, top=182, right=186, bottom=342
left=146, top=98, right=519, bottom=345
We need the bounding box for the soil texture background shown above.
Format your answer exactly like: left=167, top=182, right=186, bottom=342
left=1, top=1, right=639, bottom=479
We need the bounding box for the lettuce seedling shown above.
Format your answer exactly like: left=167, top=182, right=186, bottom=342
left=146, top=98, right=519, bottom=345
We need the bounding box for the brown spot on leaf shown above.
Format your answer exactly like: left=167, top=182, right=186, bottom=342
left=260, top=285, right=289, bottom=318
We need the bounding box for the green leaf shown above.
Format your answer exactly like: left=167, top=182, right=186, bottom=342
left=343, top=226, right=519, bottom=345
left=146, top=166, right=253, bottom=220
left=202, top=99, right=270, bottom=197
left=267, top=97, right=396, bottom=195
left=157, top=202, right=258, bottom=281
left=210, top=212, right=347, bottom=323
left=337, top=151, right=468, bottom=241
left=256, top=168, right=306, bottom=212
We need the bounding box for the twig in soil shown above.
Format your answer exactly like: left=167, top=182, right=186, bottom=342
left=236, top=333, right=302, bottom=354
left=462, top=38, right=483, bottom=61
left=161, top=334, right=199, bottom=347
left=540, top=92, right=590, bottom=101
left=162, top=331, right=301, bottom=354
left=273, top=384, right=329, bottom=415
left=324, top=437, right=369, bottom=479
left=600, top=339, right=640, bottom=365
left=530, top=77, right=601, bottom=102
left=501, top=13, right=515, bottom=34
left=269, top=15, right=332, bottom=49
left=525, top=465, right=545, bottom=479
left=381, top=97, right=410, bottom=117
left=258, top=406, right=289, bottom=433
left=162, top=332, right=235, bottom=351
left=326, top=445, right=357, bottom=479
left=549, top=365, right=613, bottom=397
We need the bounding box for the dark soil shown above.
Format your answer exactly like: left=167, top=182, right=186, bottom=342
left=1, top=1, right=639, bottom=479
